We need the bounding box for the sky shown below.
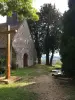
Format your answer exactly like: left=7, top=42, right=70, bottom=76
left=33, top=0, right=68, bottom=13
left=0, top=0, right=68, bottom=24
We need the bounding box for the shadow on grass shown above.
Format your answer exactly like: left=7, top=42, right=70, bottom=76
left=0, top=65, right=52, bottom=100
left=0, top=83, right=38, bottom=100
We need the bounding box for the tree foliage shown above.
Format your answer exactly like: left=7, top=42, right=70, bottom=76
left=28, top=4, right=62, bottom=65
left=60, top=0, right=75, bottom=76
left=0, top=0, right=39, bottom=20
left=28, top=13, right=44, bottom=64
left=68, top=0, right=75, bottom=8
left=40, top=4, right=62, bottom=65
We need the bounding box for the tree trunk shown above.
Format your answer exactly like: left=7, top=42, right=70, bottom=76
left=46, top=50, right=49, bottom=65
left=38, top=57, right=41, bottom=64
left=50, top=51, right=54, bottom=66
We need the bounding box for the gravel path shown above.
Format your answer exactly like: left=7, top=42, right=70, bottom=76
left=27, top=74, right=68, bottom=100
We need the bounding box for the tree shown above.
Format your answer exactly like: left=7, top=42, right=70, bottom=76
left=68, top=0, right=75, bottom=8
left=60, top=0, right=75, bottom=77
left=28, top=13, right=44, bottom=64
left=0, top=0, right=39, bottom=20
left=40, top=4, right=62, bottom=65
left=28, top=4, right=62, bottom=65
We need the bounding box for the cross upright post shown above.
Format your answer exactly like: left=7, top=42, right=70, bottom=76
left=6, top=25, right=11, bottom=79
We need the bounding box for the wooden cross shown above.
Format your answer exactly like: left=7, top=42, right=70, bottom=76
left=0, top=25, right=16, bottom=79
left=6, top=25, right=11, bottom=79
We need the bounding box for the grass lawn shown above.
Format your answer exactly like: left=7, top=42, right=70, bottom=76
left=0, top=67, right=39, bottom=100
left=0, top=85, right=38, bottom=100
left=0, top=64, right=54, bottom=100
left=0, top=64, right=75, bottom=100
left=11, top=65, right=50, bottom=77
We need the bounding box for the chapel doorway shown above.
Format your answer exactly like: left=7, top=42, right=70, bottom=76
left=23, top=53, right=28, bottom=67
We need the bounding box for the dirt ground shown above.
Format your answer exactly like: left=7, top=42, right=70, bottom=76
left=27, top=74, right=68, bottom=100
